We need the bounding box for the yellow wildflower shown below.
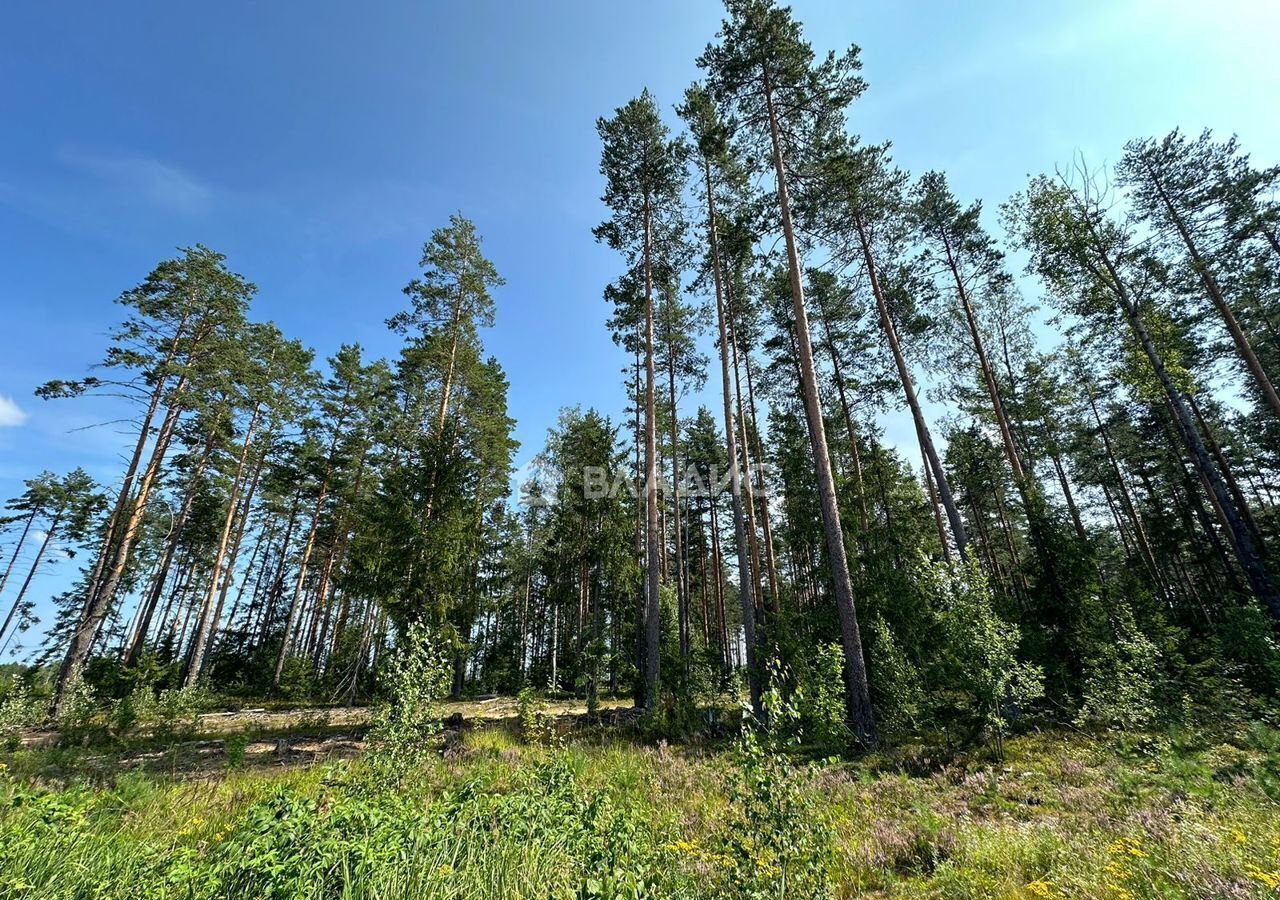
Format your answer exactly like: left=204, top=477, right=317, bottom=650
left=1246, top=868, right=1280, bottom=890
left=435, top=864, right=454, bottom=877
left=1026, top=879, right=1054, bottom=897
left=1107, top=837, right=1148, bottom=858
left=213, top=832, right=224, bottom=842
left=1229, top=828, right=1247, bottom=844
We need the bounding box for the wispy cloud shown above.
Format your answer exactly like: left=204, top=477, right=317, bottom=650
left=58, top=149, right=215, bottom=216
left=0, top=396, right=27, bottom=427
left=871, top=0, right=1277, bottom=114
left=0, top=148, right=218, bottom=243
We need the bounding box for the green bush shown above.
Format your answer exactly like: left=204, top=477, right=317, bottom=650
left=367, top=621, right=449, bottom=774
left=867, top=620, right=925, bottom=739
left=794, top=642, right=852, bottom=748
left=918, top=557, right=1043, bottom=754
left=516, top=686, right=553, bottom=744
left=1076, top=598, right=1161, bottom=730
left=0, top=683, right=38, bottom=752
left=722, top=671, right=835, bottom=899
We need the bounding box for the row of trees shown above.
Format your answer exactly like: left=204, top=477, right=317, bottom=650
left=2, top=218, right=516, bottom=711
left=461, top=0, right=1280, bottom=745
left=3, top=0, right=1277, bottom=749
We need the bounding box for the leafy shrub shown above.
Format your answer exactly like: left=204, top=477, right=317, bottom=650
left=1216, top=602, right=1280, bottom=694
left=516, top=686, right=553, bottom=744
left=1076, top=598, right=1161, bottom=730
left=867, top=618, right=925, bottom=739
left=225, top=734, right=249, bottom=769
left=722, top=671, right=835, bottom=899
left=53, top=676, right=105, bottom=745
left=120, top=683, right=208, bottom=743
left=367, top=622, right=449, bottom=772
left=918, top=557, right=1043, bottom=754
left=0, top=683, right=38, bottom=751
left=794, top=642, right=852, bottom=748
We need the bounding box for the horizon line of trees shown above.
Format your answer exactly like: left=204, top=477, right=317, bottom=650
left=2, top=0, right=1278, bottom=748
left=2, top=215, right=518, bottom=713
left=514, top=0, right=1280, bottom=744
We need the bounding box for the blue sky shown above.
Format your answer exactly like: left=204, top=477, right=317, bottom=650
left=1, top=0, right=1278, bottom=653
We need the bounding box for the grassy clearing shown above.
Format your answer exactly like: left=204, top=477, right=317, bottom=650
left=1, top=717, right=1279, bottom=898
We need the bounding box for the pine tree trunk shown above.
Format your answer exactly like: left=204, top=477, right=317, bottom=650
left=728, top=313, right=768, bottom=618
left=186, top=401, right=264, bottom=685
left=667, top=353, right=689, bottom=662
left=632, top=346, right=645, bottom=705
left=921, top=446, right=953, bottom=564
left=1042, top=415, right=1089, bottom=542
left=0, top=515, right=59, bottom=648
left=1081, top=211, right=1280, bottom=616
left=855, top=213, right=969, bottom=562
left=124, top=429, right=218, bottom=666
left=701, top=157, right=761, bottom=712
left=940, top=233, right=1025, bottom=479
left=0, top=511, right=36, bottom=599
left=222, top=519, right=271, bottom=655
left=742, top=349, right=782, bottom=601
left=816, top=304, right=870, bottom=532
left=1143, top=158, right=1280, bottom=420
left=80, top=317, right=191, bottom=638
left=273, top=475, right=331, bottom=689
left=1187, top=392, right=1265, bottom=545
left=764, top=69, right=875, bottom=746
left=641, top=194, right=661, bottom=709
left=55, top=387, right=185, bottom=711
left=1087, top=393, right=1168, bottom=598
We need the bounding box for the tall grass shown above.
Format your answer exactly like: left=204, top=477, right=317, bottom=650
left=2, top=724, right=1280, bottom=898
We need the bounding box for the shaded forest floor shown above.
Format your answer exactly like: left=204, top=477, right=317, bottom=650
left=2, top=707, right=1280, bottom=898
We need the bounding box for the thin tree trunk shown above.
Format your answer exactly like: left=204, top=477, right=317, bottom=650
left=124, top=429, right=217, bottom=666
left=273, top=477, right=331, bottom=689
left=940, top=232, right=1025, bottom=479
left=921, top=446, right=953, bottom=564
left=1142, top=158, right=1280, bottom=420
left=667, top=353, right=689, bottom=662
left=729, top=314, right=768, bottom=618
left=56, top=387, right=185, bottom=711
left=641, top=193, right=661, bottom=709
left=1082, top=215, right=1280, bottom=616
left=816, top=304, right=870, bottom=532
left=0, top=516, right=59, bottom=648
left=186, top=401, right=264, bottom=684
left=855, top=213, right=969, bottom=561
left=0, top=511, right=36, bottom=600
left=702, top=157, right=760, bottom=712
left=742, top=350, right=782, bottom=601
left=1086, top=393, right=1168, bottom=598
left=1187, top=391, right=1265, bottom=546
left=764, top=69, right=875, bottom=745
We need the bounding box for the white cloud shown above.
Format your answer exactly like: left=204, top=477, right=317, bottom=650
left=0, top=396, right=27, bottom=427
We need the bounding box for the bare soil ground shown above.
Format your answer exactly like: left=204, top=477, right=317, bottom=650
left=19, top=696, right=638, bottom=777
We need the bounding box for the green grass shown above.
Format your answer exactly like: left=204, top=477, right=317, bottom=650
left=2, top=720, right=1280, bottom=898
